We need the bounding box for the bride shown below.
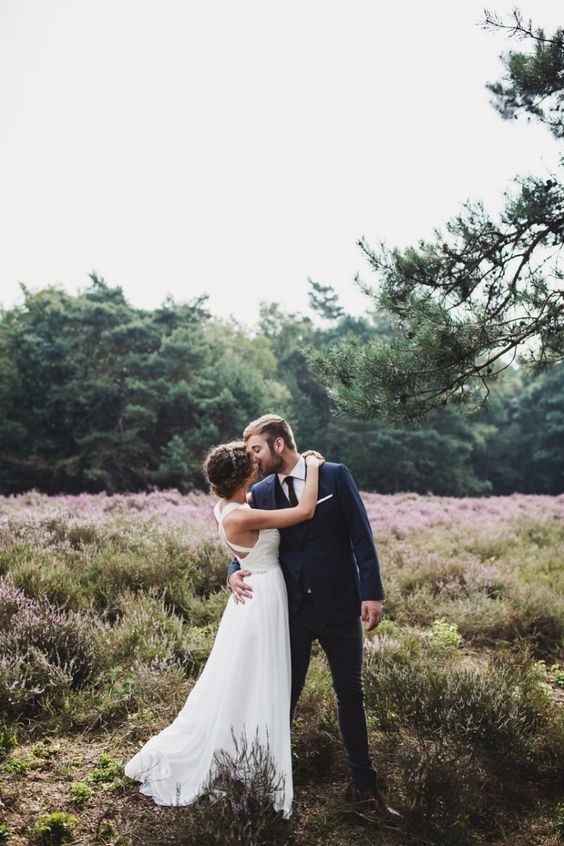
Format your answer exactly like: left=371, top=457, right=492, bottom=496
left=124, top=441, right=322, bottom=818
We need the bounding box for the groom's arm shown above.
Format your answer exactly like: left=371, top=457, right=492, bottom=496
left=336, top=464, right=385, bottom=601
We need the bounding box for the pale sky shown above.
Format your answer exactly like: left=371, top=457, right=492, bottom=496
left=1, top=1, right=562, bottom=324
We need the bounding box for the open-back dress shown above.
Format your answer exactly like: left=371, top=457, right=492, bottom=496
left=124, top=500, right=293, bottom=818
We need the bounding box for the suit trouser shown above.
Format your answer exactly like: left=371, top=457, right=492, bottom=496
left=289, top=596, right=378, bottom=789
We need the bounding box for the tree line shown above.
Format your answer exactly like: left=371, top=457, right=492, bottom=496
left=0, top=275, right=562, bottom=497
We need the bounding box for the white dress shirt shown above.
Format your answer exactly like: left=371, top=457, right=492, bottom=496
left=277, top=454, right=306, bottom=503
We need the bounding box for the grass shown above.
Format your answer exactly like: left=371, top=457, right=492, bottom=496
left=0, top=491, right=563, bottom=845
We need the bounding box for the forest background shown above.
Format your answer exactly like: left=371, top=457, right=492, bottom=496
left=1, top=273, right=562, bottom=498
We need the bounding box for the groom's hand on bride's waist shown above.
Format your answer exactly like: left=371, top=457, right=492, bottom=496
left=361, top=600, right=384, bottom=631
left=228, top=570, right=254, bottom=603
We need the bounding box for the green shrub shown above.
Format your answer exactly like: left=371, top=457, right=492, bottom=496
left=3, top=755, right=30, bottom=776
left=366, top=620, right=424, bottom=664
left=100, top=591, right=190, bottom=667
left=97, top=590, right=218, bottom=677
left=504, top=582, right=564, bottom=657
left=428, top=618, right=463, bottom=655
left=39, top=518, right=101, bottom=550
left=5, top=551, right=85, bottom=611
left=30, top=741, right=60, bottom=761
left=396, top=734, right=490, bottom=843
left=364, top=646, right=563, bottom=774
left=0, top=649, right=74, bottom=720
left=80, top=535, right=227, bottom=618
left=0, top=578, right=103, bottom=719
left=2, top=521, right=228, bottom=619
left=47, top=661, right=189, bottom=733
left=30, top=811, right=77, bottom=845
left=88, top=752, right=123, bottom=784
left=69, top=781, right=92, bottom=805
left=364, top=641, right=564, bottom=843
left=193, top=731, right=291, bottom=846
left=179, top=590, right=230, bottom=627
left=0, top=822, right=10, bottom=843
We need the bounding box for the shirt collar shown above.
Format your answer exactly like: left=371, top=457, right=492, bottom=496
left=278, top=454, right=306, bottom=485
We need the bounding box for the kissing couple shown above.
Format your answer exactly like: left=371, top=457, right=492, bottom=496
left=125, top=414, right=400, bottom=821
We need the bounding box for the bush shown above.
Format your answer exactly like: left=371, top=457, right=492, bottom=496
left=0, top=578, right=101, bottom=685
left=68, top=781, right=92, bottom=806
left=428, top=618, right=463, bottom=655
left=190, top=731, right=292, bottom=846
left=363, top=639, right=564, bottom=843
left=100, top=591, right=190, bottom=667
left=0, top=651, right=74, bottom=720
left=504, top=583, right=564, bottom=657
left=49, top=661, right=190, bottom=733
left=82, top=535, right=228, bottom=619
left=88, top=753, right=123, bottom=784
left=3, top=756, right=30, bottom=776
left=30, top=812, right=77, bottom=845
left=396, top=734, right=490, bottom=842
left=364, top=645, right=562, bottom=771
left=0, top=578, right=102, bottom=718
left=2, top=518, right=228, bottom=620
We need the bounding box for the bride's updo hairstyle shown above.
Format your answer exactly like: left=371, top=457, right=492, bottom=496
left=203, top=441, right=254, bottom=499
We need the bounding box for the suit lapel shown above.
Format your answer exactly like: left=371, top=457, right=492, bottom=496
left=267, top=473, right=283, bottom=508
left=300, top=465, right=331, bottom=546
left=274, top=475, right=289, bottom=508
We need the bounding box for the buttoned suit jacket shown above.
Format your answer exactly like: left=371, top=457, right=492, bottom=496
left=226, top=462, right=384, bottom=623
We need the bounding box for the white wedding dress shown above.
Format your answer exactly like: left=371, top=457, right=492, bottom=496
left=124, top=500, right=293, bottom=818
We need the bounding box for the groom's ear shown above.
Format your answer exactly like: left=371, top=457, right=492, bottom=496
left=273, top=436, right=285, bottom=455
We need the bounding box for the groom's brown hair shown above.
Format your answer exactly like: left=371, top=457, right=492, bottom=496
left=243, top=414, right=296, bottom=451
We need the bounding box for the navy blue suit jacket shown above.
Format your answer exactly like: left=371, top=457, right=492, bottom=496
left=226, top=462, right=384, bottom=623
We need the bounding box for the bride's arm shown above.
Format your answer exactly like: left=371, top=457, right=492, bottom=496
left=228, top=457, right=321, bottom=531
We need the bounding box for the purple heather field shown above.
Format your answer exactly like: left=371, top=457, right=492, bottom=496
left=1, top=488, right=563, bottom=543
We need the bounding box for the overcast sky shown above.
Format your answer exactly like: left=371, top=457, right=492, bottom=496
left=1, top=1, right=562, bottom=324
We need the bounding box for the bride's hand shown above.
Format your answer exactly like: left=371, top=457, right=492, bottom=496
left=304, top=450, right=325, bottom=468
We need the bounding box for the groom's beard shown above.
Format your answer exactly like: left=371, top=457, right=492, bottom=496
left=257, top=449, right=284, bottom=478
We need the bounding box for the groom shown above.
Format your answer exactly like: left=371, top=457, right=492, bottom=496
left=227, top=414, right=400, bottom=818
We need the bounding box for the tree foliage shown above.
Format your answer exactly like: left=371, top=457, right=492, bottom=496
left=312, top=9, right=564, bottom=423
left=484, top=7, right=564, bottom=138
left=0, top=277, right=562, bottom=495
left=0, top=275, right=289, bottom=494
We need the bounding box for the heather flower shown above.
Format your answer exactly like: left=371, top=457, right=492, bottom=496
left=0, top=577, right=102, bottom=717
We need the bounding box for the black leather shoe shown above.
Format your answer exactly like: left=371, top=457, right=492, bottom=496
left=344, top=782, right=402, bottom=822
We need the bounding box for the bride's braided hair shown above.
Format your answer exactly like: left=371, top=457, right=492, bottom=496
left=203, top=441, right=254, bottom=499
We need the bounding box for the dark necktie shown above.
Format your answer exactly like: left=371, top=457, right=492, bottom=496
left=285, top=476, right=299, bottom=507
